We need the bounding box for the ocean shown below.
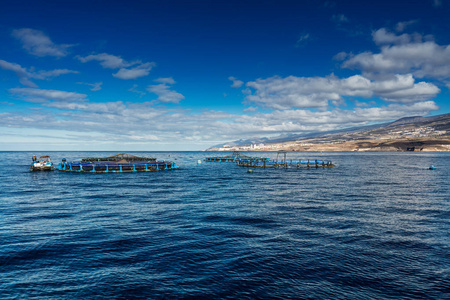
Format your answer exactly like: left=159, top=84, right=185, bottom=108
left=0, top=151, right=449, bottom=299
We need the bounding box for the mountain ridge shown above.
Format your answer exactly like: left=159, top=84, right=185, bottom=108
left=207, top=113, right=450, bottom=152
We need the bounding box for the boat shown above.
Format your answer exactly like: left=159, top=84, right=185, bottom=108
left=30, top=155, right=54, bottom=171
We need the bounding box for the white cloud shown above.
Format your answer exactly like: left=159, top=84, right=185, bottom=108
left=235, top=101, right=439, bottom=134
left=395, top=20, right=418, bottom=32
left=146, top=78, right=184, bottom=103
left=333, top=51, right=349, bottom=61
left=0, top=59, right=37, bottom=87
left=12, top=28, right=72, bottom=57
left=90, top=82, right=102, bottom=92
left=351, top=99, right=372, bottom=107
left=78, top=53, right=155, bottom=80
left=0, top=93, right=439, bottom=148
left=246, top=75, right=337, bottom=109
left=228, top=76, right=244, bottom=88
left=155, top=77, right=176, bottom=84
left=2, top=26, right=445, bottom=149
left=9, top=88, right=87, bottom=103
left=37, top=69, right=79, bottom=78
left=343, top=29, right=450, bottom=81
left=77, top=53, right=135, bottom=69
left=375, top=81, right=440, bottom=103
left=113, top=63, right=155, bottom=80
left=0, top=60, right=27, bottom=74
left=245, top=73, right=439, bottom=109
left=382, top=77, right=434, bottom=100
left=147, top=82, right=185, bottom=104
left=243, top=106, right=258, bottom=112
left=0, top=59, right=78, bottom=87
left=77, top=82, right=103, bottom=91
left=372, top=28, right=412, bottom=45
left=44, top=101, right=126, bottom=114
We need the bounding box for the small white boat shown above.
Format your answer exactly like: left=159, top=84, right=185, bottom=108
left=30, top=155, right=54, bottom=171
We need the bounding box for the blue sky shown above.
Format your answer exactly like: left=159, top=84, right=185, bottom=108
left=1, top=0, right=450, bottom=151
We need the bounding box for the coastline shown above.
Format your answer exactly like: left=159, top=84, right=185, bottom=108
left=207, top=137, right=450, bottom=152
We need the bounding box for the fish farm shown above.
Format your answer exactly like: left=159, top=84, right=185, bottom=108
left=205, top=151, right=269, bottom=163
left=81, top=153, right=156, bottom=162
left=56, top=153, right=178, bottom=173
left=237, top=151, right=335, bottom=169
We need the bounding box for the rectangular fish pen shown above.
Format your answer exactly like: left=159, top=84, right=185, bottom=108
left=237, top=151, right=335, bottom=169
left=205, top=151, right=269, bottom=163
left=81, top=153, right=156, bottom=162
left=56, top=153, right=178, bottom=173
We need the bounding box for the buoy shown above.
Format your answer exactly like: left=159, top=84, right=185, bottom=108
left=429, top=165, right=436, bottom=170
left=247, top=169, right=254, bottom=173
left=197, top=160, right=202, bottom=164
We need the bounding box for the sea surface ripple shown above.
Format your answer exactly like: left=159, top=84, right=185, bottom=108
left=1, top=151, right=449, bottom=299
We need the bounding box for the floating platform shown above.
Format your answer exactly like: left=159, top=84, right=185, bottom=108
left=237, top=151, right=335, bottom=169
left=56, top=153, right=178, bottom=173
left=205, top=151, right=269, bottom=163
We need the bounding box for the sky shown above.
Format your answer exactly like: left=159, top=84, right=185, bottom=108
left=1, top=0, right=450, bottom=151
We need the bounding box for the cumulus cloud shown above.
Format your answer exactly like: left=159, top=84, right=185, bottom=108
left=378, top=82, right=440, bottom=103
left=372, top=74, right=440, bottom=102
left=246, top=75, right=339, bottom=109
left=9, top=88, right=87, bottom=103
left=342, top=29, right=450, bottom=81
left=77, top=53, right=155, bottom=79
left=244, top=73, right=438, bottom=109
left=372, top=28, right=412, bottom=45
left=228, top=76, right=244, bottom=88
left=12, top=28, right=72, bottom=57
left=0, top=59, right=78, bottom=87
left=147, top=78, right=184, bottom=103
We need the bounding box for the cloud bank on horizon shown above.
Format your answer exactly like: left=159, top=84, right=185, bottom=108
left=0, top=0, right=449, bottom=150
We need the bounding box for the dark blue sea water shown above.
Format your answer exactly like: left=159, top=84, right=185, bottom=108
left=1, top=151, right=449, bottom=299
